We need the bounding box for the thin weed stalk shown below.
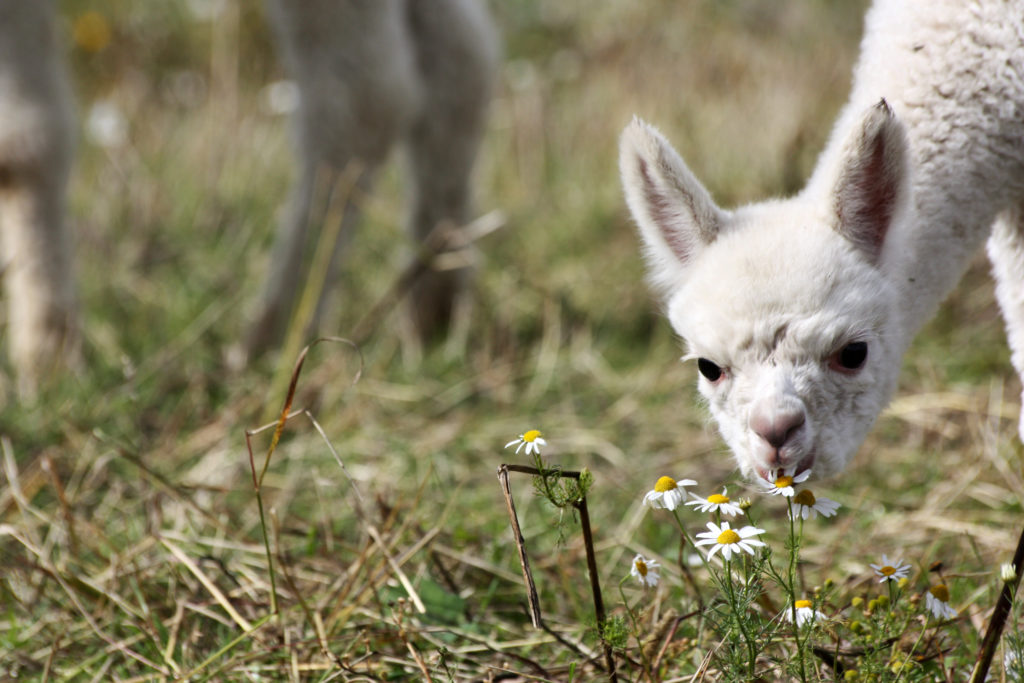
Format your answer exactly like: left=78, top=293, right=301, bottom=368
left=970, top=524, right=1024, bottom=682
left=498, top=462, right=618, bottom=682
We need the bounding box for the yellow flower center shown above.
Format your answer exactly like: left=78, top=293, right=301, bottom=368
left=635, top=559, right=648, bottom=576
left=929, top=584, right=950, bottom=602
left=794, top=599, right=812, bottom=609
left=717, top=529, right=741, bottom=545
left=523, top=430, right=542, bottom=443
left=792, top=489, right=816, bottom=506
left=654, top=476, right=678, bottom=493
left=707, top=493, right=730, bottom=504
left=879, top=565, right=896, bottom=576
left=774, top=475, right=794, bottom=489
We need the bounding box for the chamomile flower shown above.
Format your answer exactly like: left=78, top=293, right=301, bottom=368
left=694, top=521, right=766, bottom=561
left=642, top=476, right=697, bottom=511
left=630, top=554, right=660, bottom=587
left=757, top=465, right=811, bottom=497
left=1006, top=645, right=1023, bottom=679
left=870, top=554, right=912, bottom=583
left=505, top=429, right=546, bottom=456
left=783, top=598, right=827, bottom=626
left=924, top=584, right=957, bottom=620
left=1001, top=562, right=1017, bottom=583
left=789, top=489, right=840, bottom=520
left=686, top=488, right=744, bottom=517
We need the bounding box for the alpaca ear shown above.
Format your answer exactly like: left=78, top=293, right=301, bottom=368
left=832, top=100, right=909, bottom=262
left=619, top=117, right=724, bottom=296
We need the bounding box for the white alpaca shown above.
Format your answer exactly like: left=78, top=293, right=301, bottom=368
left=619, top=0, right=1024, bottom=481
left=0, top=2, right=78, bottom=397
left=248, top=0, right=498, bottom=356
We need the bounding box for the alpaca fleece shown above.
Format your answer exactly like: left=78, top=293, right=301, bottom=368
left=620, top=0, right=1024, bottom=480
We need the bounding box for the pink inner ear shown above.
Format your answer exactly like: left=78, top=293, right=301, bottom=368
left=835, top=105, right=906, bottom=261
left=847, top=137, right=898, bottom=258
left=638, top=157, right=693, bottom=265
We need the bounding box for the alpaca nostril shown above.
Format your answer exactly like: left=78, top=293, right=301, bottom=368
left=751, top=409, right=806, bottom=449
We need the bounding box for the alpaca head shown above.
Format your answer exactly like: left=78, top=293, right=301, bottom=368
left=619, top=102, right=911, bottom=480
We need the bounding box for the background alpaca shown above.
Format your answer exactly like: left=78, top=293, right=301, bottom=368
left=248, top=0, right=498, bottom=357
left=0, top=0, right=497, bottom=395
left=620, top=0, right=1024, bottom=480
left=0, top=3, right=78, bottom=397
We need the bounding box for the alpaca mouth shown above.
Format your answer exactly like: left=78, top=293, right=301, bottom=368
left=755, top=453, right=816, bottom=483
left=795, top=453, right=815, bottom=477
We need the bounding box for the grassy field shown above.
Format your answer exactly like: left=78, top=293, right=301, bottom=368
left=1, top=1, right=1022, bottom=680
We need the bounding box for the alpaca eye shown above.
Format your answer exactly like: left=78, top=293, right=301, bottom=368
left=831, top=341, right=868, bottom=372
left=697, top=358, right=724, bottom=382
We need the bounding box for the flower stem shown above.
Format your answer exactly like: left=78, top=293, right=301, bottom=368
left=618, top=577, right=654, bottom=678
left=786, top=499, right=809, bottom=683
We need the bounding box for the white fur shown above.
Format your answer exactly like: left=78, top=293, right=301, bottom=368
left=620, top=0, right=1024, bottom=480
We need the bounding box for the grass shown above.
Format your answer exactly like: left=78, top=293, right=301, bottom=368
left=1, top=0, right=1022, bottom=680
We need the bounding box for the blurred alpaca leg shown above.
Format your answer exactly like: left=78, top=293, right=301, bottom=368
left=249, top=0, right=420, bottom=356
left=0, top=1, right=78, bottom=396
left=402, top=0, right=498, bottom=342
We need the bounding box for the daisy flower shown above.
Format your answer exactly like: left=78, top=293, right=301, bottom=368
left=630, top=554, right=660, bottom=588
left=1001, top=562, right=1017, bottom=583
left=870, top=554, right=912, bottom=583
left=924, top=584, right=957, bottom=620
left=642, top=475, right=697, bottom=511
left=783, top=598, right=827, bottom=627
left=686, top=488, right=744, bottom=517
left=694, top=521, right=766, bottom=561
left=505, top=429, right=546, bottom=456
left=757, top=465, right=810, bottom=497
left=789, top=489, right=840, bottom=520
left=1006, top=645, right=1023, bottom=679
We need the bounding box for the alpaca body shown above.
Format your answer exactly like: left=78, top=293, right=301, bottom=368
left=620, top=0, right=1024, bottom=480
left=808, top=0, right=1024, bottom=336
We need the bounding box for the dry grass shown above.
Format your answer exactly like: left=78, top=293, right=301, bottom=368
left=0, top=0, right=1021, bottom=680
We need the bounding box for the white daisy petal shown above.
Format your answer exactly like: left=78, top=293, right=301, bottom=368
left=630, top=554, right=661, bottom=588
left=505, top=430, right=546, bottom=456
left=685, top=488, right=745, bottom=517
left=871, top=554, right=911, bottom=583
left=784, top=600, right=827, bottom=626
left=695, top=521, right=766, bottom=561
left=760, top=465, right=812, bottom=498
left=642, top=476, right=697, bottom=511
left=789, top=489, right=841, bottom=520
left=925, top=585, right=956, bottom=620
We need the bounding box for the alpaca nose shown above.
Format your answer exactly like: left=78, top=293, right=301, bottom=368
left=750, top=407, right=806, bottom=449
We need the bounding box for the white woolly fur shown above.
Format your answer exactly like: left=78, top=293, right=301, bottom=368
left=620, top=0, right=1024, bottom=480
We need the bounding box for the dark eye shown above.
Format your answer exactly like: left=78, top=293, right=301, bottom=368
left=697, top=358, right=724, bottom=382
left=831, top=341, right=868, bottom=373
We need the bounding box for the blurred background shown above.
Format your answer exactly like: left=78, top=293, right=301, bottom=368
left=2, top=0, right=1020, bottom=678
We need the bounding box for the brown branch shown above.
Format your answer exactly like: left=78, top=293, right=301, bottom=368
left=969, top=524, right=1024, bottom=682
left=575, top=496, right=618, bottom=682
left=497, top=464, right=543, bottom=628
left=498, top=462, right=618, bottom=682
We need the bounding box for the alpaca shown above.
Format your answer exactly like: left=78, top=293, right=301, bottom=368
left=0, top=2, right=78, bottom=397
left=619, top=0, right=1024, bottom=481
left=0, top=1, right=497, bottom=394
left=247, top=0, right=498, bottom=357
